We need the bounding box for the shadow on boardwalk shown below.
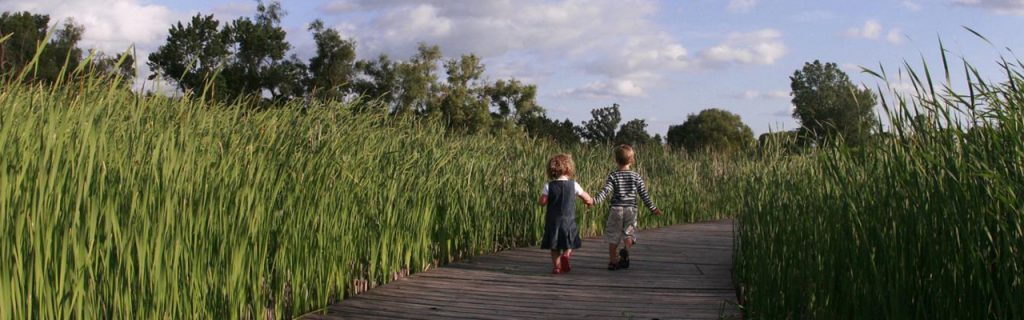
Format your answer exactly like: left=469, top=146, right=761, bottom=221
left=303, top=219, right=739, bottom=320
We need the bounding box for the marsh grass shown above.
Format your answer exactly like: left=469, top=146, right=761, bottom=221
left=0, top=46, right=738, bottom=318
left=734, top=43, right=1024, bottom=318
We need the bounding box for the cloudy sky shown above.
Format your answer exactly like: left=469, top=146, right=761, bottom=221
left=3, top=0, right=1022, bottom=135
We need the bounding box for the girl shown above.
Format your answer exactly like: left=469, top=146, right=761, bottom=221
left=539, top=154, right=594, bottom=274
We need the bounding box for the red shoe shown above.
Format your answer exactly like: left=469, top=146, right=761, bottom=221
left=560, top=255, right=571, bottom=272
left=552, top=267, right=562, bottom=274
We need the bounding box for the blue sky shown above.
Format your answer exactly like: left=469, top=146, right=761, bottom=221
left=3, top=0, right=1023, bottom=135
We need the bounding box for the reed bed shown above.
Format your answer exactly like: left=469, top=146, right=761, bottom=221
left=734, top=49, right=1024, bottom=318
left=0, top=73, right=737, bottom=318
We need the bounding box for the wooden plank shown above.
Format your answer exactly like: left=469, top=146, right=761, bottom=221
left=300, top=219, right=740, bottom=320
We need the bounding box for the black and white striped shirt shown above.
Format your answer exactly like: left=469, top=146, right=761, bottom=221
left=594, top=170, right=657, bottom=212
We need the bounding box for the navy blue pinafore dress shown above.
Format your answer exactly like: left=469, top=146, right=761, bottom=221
left=540, top=180, right=582, bottom=250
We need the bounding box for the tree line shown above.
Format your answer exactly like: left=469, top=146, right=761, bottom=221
left=1, top=1, right=880, bottom=152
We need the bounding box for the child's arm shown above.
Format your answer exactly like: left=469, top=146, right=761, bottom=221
left=574, top=182, right=594, bottom=207
left=539, top=183, right=549, bottom=205
left=593, top=174, right=614, bottom=204
left=635, top=175, right=662, bottom=215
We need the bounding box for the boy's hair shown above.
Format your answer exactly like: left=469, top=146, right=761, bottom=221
left=547, top=154, right=575, bottom=179
left=614, top=144, right=635, bottom=166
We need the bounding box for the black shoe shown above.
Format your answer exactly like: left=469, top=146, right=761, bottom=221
left=608, top=262, right=619, bottom=270
left=618, top=249, right=630, bottom=269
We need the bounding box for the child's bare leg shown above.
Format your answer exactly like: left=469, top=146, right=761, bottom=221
left=624, top=237, right=634, bottom=251
left=550, top=250, right=561, bottom=268
left=608, top=243, right=618, bottom=263
left=563, top=248, right=573, bottom=258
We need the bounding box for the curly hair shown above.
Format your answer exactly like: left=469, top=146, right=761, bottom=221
left=547, top=154, right=576, bottom=179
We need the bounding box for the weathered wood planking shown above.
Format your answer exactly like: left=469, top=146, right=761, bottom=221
left=302, top=219, right=740, bottom=320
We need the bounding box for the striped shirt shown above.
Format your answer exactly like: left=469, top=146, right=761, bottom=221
left=594, top=170, right=657, bottom=212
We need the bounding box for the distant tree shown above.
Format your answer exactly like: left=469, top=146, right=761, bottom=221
left=354, top=54, right=399, bottom=109
left=579, top=104, right=621, bottom=144
left=306, top=19, right=356, bottom=101
left=435, top=54, right=491, bottom=133
left=148, top=14, right=229, bottom=95
left=653, top=134, right=663, bottom=145
left=149, top=1, right=305, bottom=102
left=521, top=114, right=580, bottom=145
left=88, top=50, right=136, bottom=83
left=667, top=108, right=754, bottom=153
left=394, top=44, right=442, bottom=115
left=221, top=1, right=305, bottom=101
left=0, top=12, right=84, bottom=83
left=790, top=60, right=878, bottom=146
left=488, top=79, right=542, bottom=122
left=616, top=118, right=657, bottom=146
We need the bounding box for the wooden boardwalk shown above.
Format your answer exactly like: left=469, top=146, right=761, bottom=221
left=303, top=219, right=739, bottom=320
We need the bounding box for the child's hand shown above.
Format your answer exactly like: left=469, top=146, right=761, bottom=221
left=653, top=208, right=663, bottom=216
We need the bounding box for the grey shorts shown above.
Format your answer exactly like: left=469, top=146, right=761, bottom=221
left=604, top=206, right=638, bottom=244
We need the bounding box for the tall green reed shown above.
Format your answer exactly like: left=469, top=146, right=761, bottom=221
left=734, top=44, right=1024, bottom=319
left=0, top=49, right=734, bottom=318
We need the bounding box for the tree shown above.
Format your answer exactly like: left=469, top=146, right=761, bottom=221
left=147, top=13, right=229, bottom=95
left=790, top=60, right=878, bottom=146
left=435, top=54, right=491, bottom=133
left=352, top=44, right=441, bottom=114
left=394, top=44, right=442, bottom=115
left=306, top=19, right=356, bottom=101
left=354, top=54, right=399, bottom=109
left=667, top=108, right=754, bottom=153
left=579, top=104, right=621, bottom=144
left=616, top=119, right=657, bottom=146
left=520, top=114, right=580, bottom=145
left=488, top=79, right=542, bottom=122
left=221, top=1, right=305, bottom=101
left=0, top=12, right=84, bottom=83
left=149, top=1, right=305, bottom=102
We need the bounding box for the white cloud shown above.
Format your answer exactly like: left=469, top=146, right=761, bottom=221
left=559, top=79, right=646, bottom=99
left=727, top=0, right=758, bottom=12
left=212, top=2, right=255, bottom=18
left=699, top=29, right=786, bottom=66
left=886, top=28, right=905, bottom=44
left=845, top=20, right=883, bottom=39
left=953, top=0, right=1024, bottom=15
left=902, top=1, right=923, bottom=11
left=0, top=0, right=178, bottom=53
left=844, top=20, right=904, bottom=45
left=327, top=0, right=683, bottom=99
left=734, top=90, right=790, bottom=100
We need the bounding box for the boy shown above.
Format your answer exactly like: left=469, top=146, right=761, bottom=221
left=594, top=144, right=662, bottom=270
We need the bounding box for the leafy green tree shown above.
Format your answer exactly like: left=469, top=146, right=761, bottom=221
left=221, top=1, right=305, bottom=101
left=667, top=108, right=754, bottom=153
left=149, top=1, right=304, bottom=101
left=147, top=14, right=229, bottom=94
left=88, top=50, right=136, bottom=83
left=306, top=19, right=356, bottom=101
left=0, top=12, right=84, bottom=83
left=354, top=54, right=399, bottom=109
left=520, top=114, right=580, bottom=145
left=488, top=79, right=542, bottom=122
left=578, top=104, right=621, bottom=144
left=0, top=11, right=48, bottom=77
left=394, top=44, right=442, bottom=115
left=435, top=54, right=491, bottom=133
left=790, top=60, right=878, bottom=146
left=616, top=118, right=657, bottom=146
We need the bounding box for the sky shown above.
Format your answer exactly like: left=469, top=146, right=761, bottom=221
left=2, top=0, right=1022, bottom=135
